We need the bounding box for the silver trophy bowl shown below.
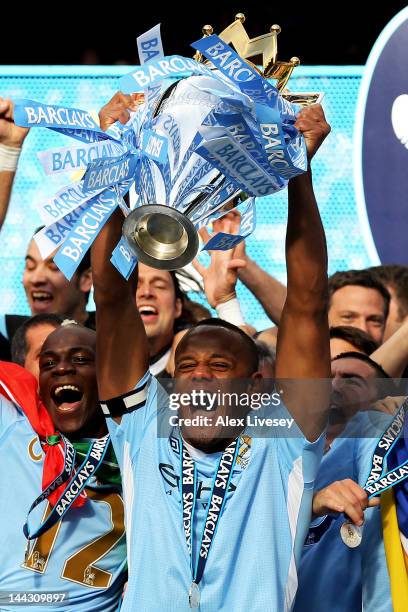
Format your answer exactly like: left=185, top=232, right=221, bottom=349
left=122, top=75, right=240, bottom=270
left=123, top=204, right=199, bottom=270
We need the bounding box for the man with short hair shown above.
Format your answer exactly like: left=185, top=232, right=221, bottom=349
left=329, top=325, right=379, bottom=358
left=11, top=313, right=63, bottom=380
left=23, top=234, right=93, bottom=322
left=0, top=99, right=95, bottom=360
left=1, top=231, right=192, bottom=375
left=0, top=323, right=127, bottom=611
left=329, top=351, right=392, bottom=431
left=370, top=264, right=408, bottom=340
left=328, top=269, right=390, bottom=344
left=0, top=244, right=94, bottom=362
left=137, top=264, right=184, bottom=375
left=295, top=351, right=395, bottom=612
left=1, top=231, right=188, bottom=372
left=233, top=257, right=391, bottom=350
left=93, top=101, right=331, bottom=610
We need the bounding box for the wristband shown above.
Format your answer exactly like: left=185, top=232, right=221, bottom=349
left=215, top=297, right=245, bottom=327
left=0, top=143, right=21, bottom=172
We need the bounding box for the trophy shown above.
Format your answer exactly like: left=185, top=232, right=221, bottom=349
left=120, top=13, right=311, bottom=270
left=14, top=14, right=321, bottom=279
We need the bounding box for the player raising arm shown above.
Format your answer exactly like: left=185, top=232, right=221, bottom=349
left=92, top=98, right=331, bottom=611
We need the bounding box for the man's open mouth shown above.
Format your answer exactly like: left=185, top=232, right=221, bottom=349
left=138, top=305, right=158, bottom=321
left=52, top=385, right=84, bottom=412
left=31, top=291, right=53, bottom=309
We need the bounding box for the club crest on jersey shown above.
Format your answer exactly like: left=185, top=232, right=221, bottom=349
left=236, top=435, right=252, bottom=469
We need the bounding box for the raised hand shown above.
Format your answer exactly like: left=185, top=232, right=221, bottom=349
left=295, top=103, right=331, bottom=160
left=193, top=213, right=246, bottom=308
left=98, top=92, right=144, bottom=131
left=0, top=97, right=29, bottom=148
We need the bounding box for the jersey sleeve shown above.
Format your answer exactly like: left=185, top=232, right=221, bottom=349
left=265, top=397, right=326, bottom=484
left=104, top=371, right=169, bottom=470
left=0, top=395, right=21, bottom=443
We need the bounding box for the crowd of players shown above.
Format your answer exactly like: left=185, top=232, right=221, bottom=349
left=0, top=92, right=407, bottom=611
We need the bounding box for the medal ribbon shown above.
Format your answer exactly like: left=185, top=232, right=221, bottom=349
left=180, top=438, right=239, bottom=589
left=306, top=398, right=408, bottom=546
left=363, top=397, right=408, bottom=498
left=23, top=433, right=110, bottom=542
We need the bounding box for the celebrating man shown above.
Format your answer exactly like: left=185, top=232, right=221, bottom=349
left=0, top=323, right=126, bottom=611
left=92, top=100, right=331, bottom=611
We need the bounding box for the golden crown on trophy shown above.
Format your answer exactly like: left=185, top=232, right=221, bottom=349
left=194, top=13, right=323, bottom=106
left=193, top=13, right=299, bottom=90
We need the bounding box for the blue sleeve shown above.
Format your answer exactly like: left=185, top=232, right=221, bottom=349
left=106, top=372, right=169, bottom=470
left=0, top=395, right=20, bottom=443
left=267, top=399, right=325, bottom=483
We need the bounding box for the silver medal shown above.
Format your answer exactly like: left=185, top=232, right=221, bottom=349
left=340, top=520, right=362, bottom=548
left=189, top=581, right=200, bottom=608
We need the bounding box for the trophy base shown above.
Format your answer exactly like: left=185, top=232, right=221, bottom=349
left=122, top=204, right=199, bottom=271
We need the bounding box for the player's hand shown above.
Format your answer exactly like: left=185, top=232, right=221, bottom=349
left=0, top=97, right=29, bottom=148
left=372, top=395, right=406, bottom=415
left=294, top=104, right=330, bottom=160
left=193, top=215, right=246, bottom=308
left=99, top=92, right=144, bottom=131
left=312, top=478, right=379, bottom=526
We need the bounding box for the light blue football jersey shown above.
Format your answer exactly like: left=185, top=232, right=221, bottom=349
left=107, top=372, right=325, bottom=612
left=294, top=411, right=393, bottom=612
left=0, top=395, right=127, bottom=612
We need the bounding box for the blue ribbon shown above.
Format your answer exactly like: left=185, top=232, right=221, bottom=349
left=53, top=183, right=132, bottom=280
left=388, top=416, right=408, bottom=538
left=24, top=435, right=110, bottom=542
left=119, top=55, right=216, bottom=93
left=192, top=181, right=241, bottom=229
left=82, top=151, right=139, bottom=194
left=37, top=140, right=124, bottom=176
left=25, top=25, right=311, bottom=278
left=137, top=24, right=164, bottom=65
left=202, top=197, right=256, bottom=251
left=181, top=438, right=239, bottom=588
left=191, top=34, right=307, bottom=180
left=196, top=136, right=284, bottom=197
left=110, top=237, right=138, bottom=280
left=142, top=129, right=168, bottom=165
